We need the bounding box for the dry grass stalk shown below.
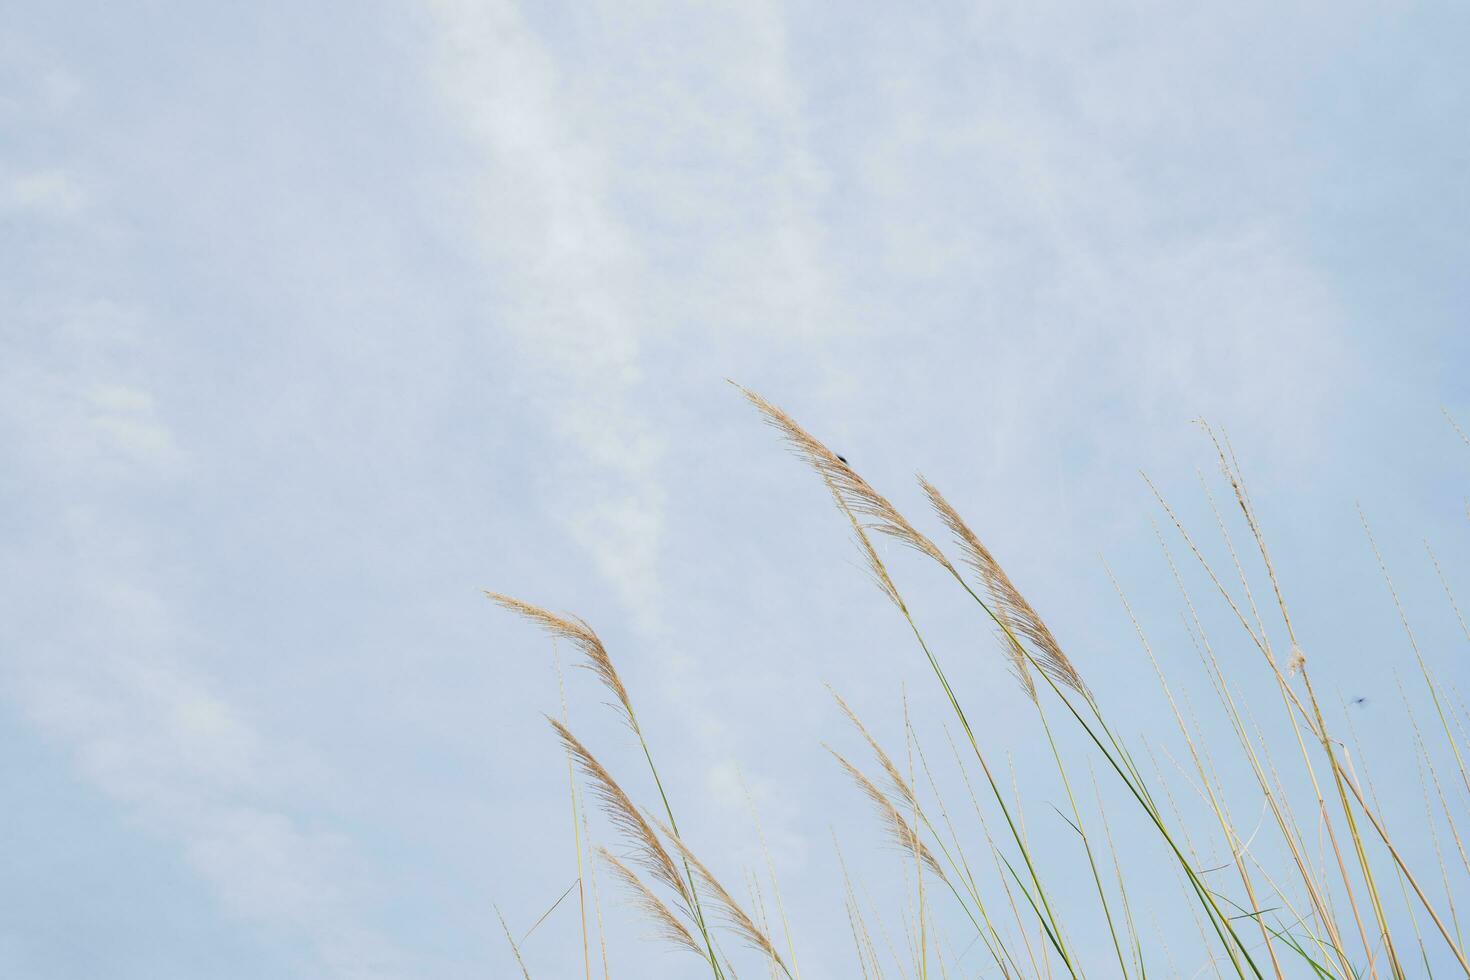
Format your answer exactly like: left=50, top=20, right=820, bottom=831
left=1157, top=523, right=1356, bottom=975
left=829, top=688, right=920, bottom=811
left=738, top=384, right=1081, bottom=971
left=598, top=847, right=705, bottom=957
left=548, top=718, right=693, bottom=914
left=1445, top=407, right=1470, bottom=449
left=922, top=477, right=1089, bottom=700
left=836, top=490, right=906, bottom=611
left=549, top=648, right=593, bottom=980
left=495, top=904, right=534, bottom=980
left=1425, top=541, right=1470, bottom=645
left=740, top=775, right=804, bottom=978
left=827, top=746, right=947, bottom=881
left=654, top=817, right=792, bottom=974
left=489, top=593, right=639, bottom=733
left=583, top=804, right=612, bottom=980
left=733, top=384, right=955, bottom=576
left=833, top=835, right=884, bottom=979
left=1107, top=563, right=1284, bottom=977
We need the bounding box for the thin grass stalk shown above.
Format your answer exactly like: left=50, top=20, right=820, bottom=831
left=1327, top=714, right=1470, bottom=972
left=1398, top=677, right=1470, bottom=897
left=830, top=738, right=1011, bottom=976
left=547, top=718, right=726, bottom=977
left=1034, top=696, right=1133, bottom=978
left=937, top=530, right=1257, bottom=979
left=920, top=479, right=1260, bottom=977
left=832, top=496, right=1077, bottom=966
left=1344, top=696, right=1435, bottom=977
left=1204, top=436, right=1401, bottom=977
left=834, top=835, right=888, bottom=980
left=905, top=707, right=929, bottom=980
left=1362, top=515, right=1470, bottom=808
left=741, top=775, right=804, bottom=980
left=1420, top=743, right=1466, bottom=952
left=656, top=818, right=793, bottom=978
left=1026, top=642, right=1263, bottom=978
left=834, top=691, right=1020, bottom=975
left=1426, top=542, right=1470, bottom=649
left=1202, top=708, right=1345, bottom=978
left=1091, top=763, right=1148, bottom=978
left=551, top=647, right=593, bottom=980
left=1445, top=408, right=1470, bottom=449
left=942, top=722, right=1046, bottom=979
left=1146, top=474, right=1428, bottom=972
left=1108, top=563, right=1284, bottom=977
left=736, top=385, right=1082, bottom=972
left=491, top=595, right=726, bottom=977
left=910, top=710, right=1026, bottom=976
left=582, top=802, right=612, bottom=980
left=599, top=848, right=706, bottom=957
left=1160, top=532, right=1355, bottom=976
left=1190, top=464, right=1389, bottom=978
left=496, top=904, right=535, bottom=980
left=1405, top=696, right=1467, bottom=951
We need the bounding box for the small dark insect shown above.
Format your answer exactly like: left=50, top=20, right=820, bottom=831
left=836, top=454, right=848, bottom=465
left=1351, top=697, right=1368, bottom=706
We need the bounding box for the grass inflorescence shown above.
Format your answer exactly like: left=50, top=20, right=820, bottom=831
left=490, top=388, right=1470, bottom=979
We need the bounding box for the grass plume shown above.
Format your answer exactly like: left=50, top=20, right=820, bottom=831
left=598, top=848, right=705, bottom=958
left=549, top=717, right=693, bottom=913
left=494, top=384, right=1470, bottom=979
left=489, top=593, right=638, bottom=733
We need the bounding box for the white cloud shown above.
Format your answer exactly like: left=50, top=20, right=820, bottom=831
left=428, top=0, right=669, bottom=632
left=0, top=312, right=400, bottom=975
left=425, top=0, right=858, bottom=635
left=2, top=169, right=85, bottom=216
left=5, top=546, right=404, bottom=978
left=85, top=383, right=185, bottom=468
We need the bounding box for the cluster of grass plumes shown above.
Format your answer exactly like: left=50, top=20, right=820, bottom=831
left=489, top=391, right=1470, bottom=980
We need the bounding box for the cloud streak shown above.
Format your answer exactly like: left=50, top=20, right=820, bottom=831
left=0, top=304, right=402, bottom=977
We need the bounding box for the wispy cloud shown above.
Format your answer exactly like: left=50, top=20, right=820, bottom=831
left=0, top=304, right=402, bottom=977
left=2, top=169, right=85, bottom=216
left=426, top=0, right=860, bottom=634
left=430, top=0, right=669, bottom=633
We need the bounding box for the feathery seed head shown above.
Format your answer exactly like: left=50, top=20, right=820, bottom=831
left=734, top=384, right=955, bottom=576
left=826, top=745, right=946, bottom=881
left=548, top=718, right=692, bottom=912
left=921, top=477, right=1086, bottom=701
left=488, top=593, right=640, bottom=732
left=598, top=848, right=704, bottom=957
left=652, top=815, right=790, bottom=972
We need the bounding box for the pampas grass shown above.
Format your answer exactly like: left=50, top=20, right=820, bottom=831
left=490, top=385, right=1470, bottom=979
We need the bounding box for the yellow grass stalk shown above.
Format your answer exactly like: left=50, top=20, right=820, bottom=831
left=738, top=385, right=1080, bottom=972
left=1147, top=472, right=1422, bottom=973
left=495, top=904, right=534, bottom=980
left=1185, top=457, right=1390, bottom=977
left=495, top=596, right=726, bottom=976
left=827, top=746, right=947, bottom=880
left=548, top=718, right=694, bottom=913
left=582, top=803, right=611, bottom=979
left=488, top=594, right=638, bottom=733
left=1108, top=563, right=1284, bottom=978
left=739, top=775, right=803, bottom=980
left=1361, top=516, right=1470, bottom=808
left=551, top=648, right=592, bottom=980
left=1202, top=431, right=1401, bottom=977
left=1157, top=526, right=1352, bottom=974
left=655, top=818, right=793, bottom=977
left=598, top=848, right=706, bottom=957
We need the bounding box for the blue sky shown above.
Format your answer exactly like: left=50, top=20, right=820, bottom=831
left=3, top=2, right=1469, bottom=977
